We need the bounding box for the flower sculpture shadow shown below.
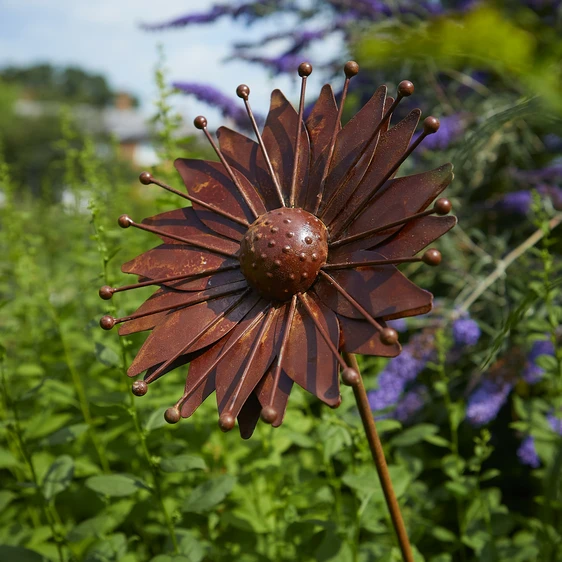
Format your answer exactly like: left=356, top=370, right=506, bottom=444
left=99, top=61, right=456, bottom=440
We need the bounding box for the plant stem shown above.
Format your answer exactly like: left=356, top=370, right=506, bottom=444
left=49, top=305, right=110, bottom=473
left=343, top=353, right=414, bottom=562
left=1, top=360, right=67, bottom=562
left=455, top=214, right=562, bottom=315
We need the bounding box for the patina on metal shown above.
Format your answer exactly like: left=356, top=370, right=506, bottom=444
left=98, top=61, right=457, bottom=562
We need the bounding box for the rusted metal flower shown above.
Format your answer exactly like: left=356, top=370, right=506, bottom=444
left=99, top=61, right=456, bottom=439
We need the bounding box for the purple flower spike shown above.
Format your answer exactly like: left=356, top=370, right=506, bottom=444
left=466, top=379, right=512, bottom=426
left=523, top=338, right=555, bottom=384
left=172, top=82, right=259, bottom=130
left=496, top=190, right=533, bottom=215
left=452, top=316, right=481, bottom=346
left=394, top=386, right=427, bottom=423
left=517, top=436, right=540, bottom=468
left=547, top=414, right=562, bottom=436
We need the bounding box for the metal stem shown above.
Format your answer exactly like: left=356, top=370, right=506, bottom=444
left=343, top=352, right=414, bottom=562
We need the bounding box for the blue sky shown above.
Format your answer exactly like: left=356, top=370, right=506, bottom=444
left=0, top=0, right=341, bottom=122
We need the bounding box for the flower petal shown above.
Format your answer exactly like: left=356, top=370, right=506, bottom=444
left=174, top=158, right=265, bottom=239
left=255, top=362, right=293, bottom=427
left=314, top=254, right=432, bottom=320
left=180, top=299, right=270, bottom=418
left=259, top=89, right=310, bottom=207
left=319, top=85, right=387, bottom=216
left=216, top=126, right=279, bottom=211
left=142, top=207, right=240, bottom=257
left=376, top=215, right=457, bottom=259
left=325, top=108, right=421, bottom=232
left=282, top=293, right=340, bottom=406
left=127, top=288, right=256, bottom=376
left=303, top=84, right=339, bottom=211
left=122, top=243, right=241, bottom=292
left=215, top=308, right=279, bottom=418
left=330, top=164, right=453, bottom=255
left=338, top=316, right=401, bottom=357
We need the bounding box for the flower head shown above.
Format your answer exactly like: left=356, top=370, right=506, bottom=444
left=517, top=436, right=540, bottom=468
left=99, top=61, right=456, bottom=438
left=523, top=338, right=555, bottom=384
left=452, top=315, right=481, bottom=346
left=466, top=379, right=512, bottom=426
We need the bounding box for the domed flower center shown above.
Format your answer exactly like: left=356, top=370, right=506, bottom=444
left=239, top=208, right=328, bottom=301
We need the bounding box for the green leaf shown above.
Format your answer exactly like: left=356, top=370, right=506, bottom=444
left=391, top=424, right=439, bottom=447
left=144, top=407, right=169, bottom=433
left=424, top=434, right=451, bottom=448
left=67, top=500, right=134, bottom=542
left=86, top=474, right=150, bottom=497
left=84, top=533, right=127, bottom=562
left=0, top=447, right=20, bottom=468
left=431, top=526, right=458, bottom=543
left=94, top=342, right=120, bottom=368
left=41, top=423, right=88, bottom=446
left=182, top=474, right=236, bottom=513
left=42, top=455, right=74, bottom=500
left=150, top=554, right=194, bottom=562
left=160, top=454, right=207, bottom=473
left=0, top=490, right=16, bottom=511
left=0, top=545, right=49, bottom=562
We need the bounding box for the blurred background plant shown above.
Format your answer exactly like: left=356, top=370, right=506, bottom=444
left=1, top=1, right=561, bottom=561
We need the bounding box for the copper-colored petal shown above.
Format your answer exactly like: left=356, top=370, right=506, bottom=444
left=216, top=126, right=279, bottom=211
left=320, top=85, right=387, bottom=217
left=376, top=215, right=457, bottom=259
left=118, top=280, right=247, bottom=335
left=174, top=158, right=264, bottom=239
left=127, top=289, right=255, bottom=376
left=303, top=84, right=339, bottom=211
left=339, top=315, right=401, bottom=357
left=326, top=108, right=421, bottom=232
left=330, top=164, right=453, bottom=255
left=180, top=299, right=270, bottom=418
left=215, top=308, right=279, bottom=418
left=381, top=96, right=394, bottom=133
left=255, top=362, right=293, bottom=427
left=282, top=293, right=340, bottom=406
left=237, top=392, right=262, bottom=439
left=258, top=89, right=310, bottom=207
left=167, top=268, right=245, bottom=292
left=314, top=253, right=432, bottom=320
left=141, top=207, right=240, bottom=256
left=122, top=244, right=238, bottom=283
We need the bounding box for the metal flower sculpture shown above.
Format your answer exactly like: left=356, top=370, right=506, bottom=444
left=100, top=60, right=455, bottom=435
left=99, top=61, right=455, bottom=562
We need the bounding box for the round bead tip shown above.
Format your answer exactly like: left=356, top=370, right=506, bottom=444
left=422, top=248, right=442, bottom=266
left=164, top=407, right=181, bottom=424
left=341, top=368, right=360, bottom=386
left=218, top=413, right=236, bottom=432
left=298, top=62, right=313, bottom=77
left=118, top=214, right=132, bottom=228
left=423, top=116, right=440, bottom=134
left=98, top=285, right=114, bottom=300
left=193, top=115, right=207, bottom=129
left=139, top=171, right=153, bottom=185
left=344, top=61, right=359, bottom=78
left=397, top=80, right=414, bottom=97
left=99, top=315, right=116, bottom=330
left=236, top=84, right=250, bottom=99
left=434, top=198, right=452, bottom=215
left=132, top=380, right=148, bottom=396
left=380, top=327, right=399, bottom=346
left=260, top=406, right=278, bottom=424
